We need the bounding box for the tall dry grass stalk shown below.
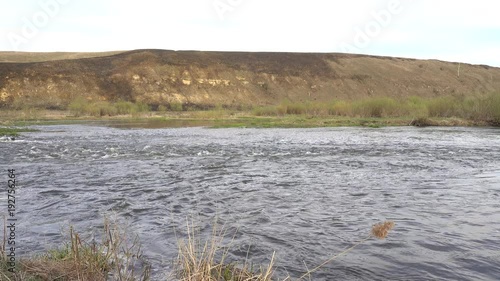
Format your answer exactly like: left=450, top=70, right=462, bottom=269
left=0, top=217, right=150, bottom=281
left=175, top=219, right=395, bottom=281
left=175, top=219, right=275, bottom=281
left=101, top=216, right=151, bottom=281
left=297, top=221, right=395, bottom=280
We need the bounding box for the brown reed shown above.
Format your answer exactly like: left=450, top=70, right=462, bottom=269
left=298, top=220, right=395, bottom=280
left=371, top=221, right=395, bottom=239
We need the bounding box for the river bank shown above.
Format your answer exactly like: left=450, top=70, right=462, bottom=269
left=0, top=109, right=493, bottom=131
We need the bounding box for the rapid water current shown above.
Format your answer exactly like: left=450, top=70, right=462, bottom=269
left=1, top=125, right=500, bottom=280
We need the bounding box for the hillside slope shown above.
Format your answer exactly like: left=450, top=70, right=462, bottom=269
left=1, top=49, right=499, bottom=109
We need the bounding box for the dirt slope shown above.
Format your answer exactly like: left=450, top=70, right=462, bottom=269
left=1, top=49, right=499, bottom=109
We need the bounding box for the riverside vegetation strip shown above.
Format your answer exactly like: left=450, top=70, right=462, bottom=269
left=2, top=93, right=500, bottom=129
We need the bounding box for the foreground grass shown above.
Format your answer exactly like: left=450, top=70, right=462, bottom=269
left=176, top=220, right=394, bottom=281
left=1, top=218, right=395, bottom=281
left=175, top=219, right=276, bottom=281
left=0, top=217, right=150, bottom=281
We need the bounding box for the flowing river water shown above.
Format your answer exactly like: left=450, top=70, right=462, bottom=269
left=1, top=124, right=500, bottom=280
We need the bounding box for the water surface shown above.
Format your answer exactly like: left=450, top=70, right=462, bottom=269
left=2, top=125, right=500, bottom=280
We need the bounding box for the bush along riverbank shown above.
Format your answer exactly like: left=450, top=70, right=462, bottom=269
left=0, top=217, right=395, bottom=281
left=249, top=93, right=500, bottom=126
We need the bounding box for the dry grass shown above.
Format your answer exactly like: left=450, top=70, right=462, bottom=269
left=0, top=217, right=150, bottom=281
left=371, top=221, right=396, bottom=240
left=176, top=220, right=395, bottom=281
left=1, top=216, right=395, bottom=281
left=24, top=232, right=106, bottom=280
left=175, top=219, right=275, bottom=281
left=249, top=93, right=500, bottom=126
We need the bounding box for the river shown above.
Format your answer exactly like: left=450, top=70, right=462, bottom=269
left=2, top=125, right=500, bottom=280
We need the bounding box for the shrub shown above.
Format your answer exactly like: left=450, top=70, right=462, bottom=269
left=481, top=93, right=500, bottom=123
left=157, top=104, right=168, bottom=112
left=68, top=97, right=89, bottom=117
left=135, top=102, right=150, bottom=113
left=490, top=93, right=500, bottom=122
left=404, top=96, right=429, bottom=118
left=328, top=101, right=352, bottom=116
left=304, top=102, right=329, bottom=116
left=253, top=106, right=283, bottom=116
left=275, top=104, right=288, bottom=115
left=426, top=96, right=460, bottom=117
left=456, top=97, right=481, bottom=120
left=170, top=102, right=184, bottom=112
left=282, top=102, right=306, bottom=115
left=353, top=97, right=399, bottom=117
left=94, top=101, right=118, bottom=116
left=115, top=101, right=137, bottom=115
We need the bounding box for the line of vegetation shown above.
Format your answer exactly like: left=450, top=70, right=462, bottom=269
left=68, top=98, right=152, bottom=117
left=251, top=93, right=500, bottom=125
left=1, top=216, right=395, bottom=281
left=66, top=99, right=239, bottom=118
left=3, top=93, right=499, bottom=128
left=62, top=93, right=500, bottom=126
left=0, top=128, right=37, bottom=137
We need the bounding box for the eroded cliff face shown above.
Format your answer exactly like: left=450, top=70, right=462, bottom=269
left=1, top=49, right=499, bottom=109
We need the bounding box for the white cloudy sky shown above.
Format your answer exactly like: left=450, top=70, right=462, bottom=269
left=1, top=0, right=499, bottom=66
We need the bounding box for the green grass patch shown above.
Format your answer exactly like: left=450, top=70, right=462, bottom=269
left=0, top=127, right=37, bottom=137
left=0, top=217, right=150, bottom=281
left=68, top=98, right=152, bottom=117
left=210, top=116, right=413, bottom=129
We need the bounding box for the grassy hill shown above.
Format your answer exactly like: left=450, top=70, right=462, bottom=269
left=0, top=49, right=499, bottom=112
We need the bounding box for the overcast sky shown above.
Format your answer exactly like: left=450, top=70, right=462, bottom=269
left=1, top=0, right=499, bottom=66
